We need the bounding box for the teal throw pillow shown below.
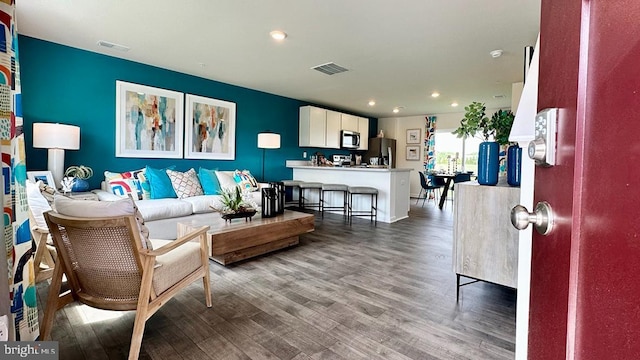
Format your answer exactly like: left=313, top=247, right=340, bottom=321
left=145, top=165, right=177, bottom=199
left=198, top=168, right=221, bottom=195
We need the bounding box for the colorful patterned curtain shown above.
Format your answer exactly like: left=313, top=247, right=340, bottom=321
left=0, top=1, right=38, bottom=341
left=423, top=116, right=436, bottom=171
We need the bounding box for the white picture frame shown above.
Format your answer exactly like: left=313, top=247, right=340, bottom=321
left=406, top=145, right=420, bottom=161
left=115, top=80, right=184, bottom=158
left=406, top=128, right=421, bottom=144
left=184, top=94, right=237, bottom=160
left=27, top=171, right=55, bottom=187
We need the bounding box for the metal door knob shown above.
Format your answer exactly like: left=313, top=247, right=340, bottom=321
left=511, top=201, right=554, bottom=235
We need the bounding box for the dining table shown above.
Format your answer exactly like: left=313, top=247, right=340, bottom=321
left=433, top=172, right=474, bottom=209
left=433, top=174, right=456, bottom=209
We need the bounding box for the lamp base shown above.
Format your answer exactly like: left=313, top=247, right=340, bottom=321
left=48, top=148, right=66, bottom=189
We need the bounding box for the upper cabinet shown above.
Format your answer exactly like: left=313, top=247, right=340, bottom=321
left=357, top=117, right=369, bottom=150
left=341, top=114, right=359, bottom=132
left=299, top=106, right=369, bottom=150
left=299, top=106, right=326, bottom=147
left=325, top=110, right=342, bottom=149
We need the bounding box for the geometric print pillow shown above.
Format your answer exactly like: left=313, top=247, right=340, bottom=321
left=233, top=169, right=259, bottom=192
left=104, top=168, right=150, bottom=200
left=166, top=168, right=204, bottom=199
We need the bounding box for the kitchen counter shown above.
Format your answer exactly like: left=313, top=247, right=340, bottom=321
left=286, top=162, right=411, bottom=223
left=288, top=165, right=413, bottom=172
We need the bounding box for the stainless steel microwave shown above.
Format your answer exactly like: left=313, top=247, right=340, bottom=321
left=340, top=130, right=360, bottom=149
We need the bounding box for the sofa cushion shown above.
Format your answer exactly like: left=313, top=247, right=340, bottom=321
left=134, top=198, right=193, bottom=221
left=215, top=170, right=238, bottom=191
left=181, top=195, right=223, bottom=214
left=166, top=168, right=204, bottom=199
left=198, top=168, right=221, bottom=195
left=233, top=170, right=259, bottom=192
left=146, top=166, right=177, bottom=199
left=104, top=168, right=149, bottom=200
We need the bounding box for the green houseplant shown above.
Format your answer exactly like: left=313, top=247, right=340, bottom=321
left=211, top=187, right=258, bottom=221
left=452, top=102, right=492, bottom=140
left=63, top=165, right=93, bottom=192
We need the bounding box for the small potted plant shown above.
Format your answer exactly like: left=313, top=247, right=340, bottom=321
left=63, top=165, right=93, bottom=192
left=211, top=187, right=258, bottom=221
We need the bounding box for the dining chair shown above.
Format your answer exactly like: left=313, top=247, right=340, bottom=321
left=417, top=172, right=442, bottom=207
left=41, top=196, right=211, bottom=360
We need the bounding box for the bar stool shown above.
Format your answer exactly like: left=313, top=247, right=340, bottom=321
left=281, top=180, right=303, bottom=207
left=298, top=182, right=323, bottom=212
left=347, top=186, right=378, bottom=226
left=320, top=183, right=348, bottom=219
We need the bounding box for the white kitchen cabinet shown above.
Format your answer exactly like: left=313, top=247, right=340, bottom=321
left=299, top=106, right=327, bottom=147
left=358, top=117, right=369, bottom=150
left=341, top=113, right=359, bottom=132
left=326, top=110, right=341, bottom=149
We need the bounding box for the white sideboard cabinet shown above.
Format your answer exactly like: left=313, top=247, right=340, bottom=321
left=452, top=182, right=520, bottom=300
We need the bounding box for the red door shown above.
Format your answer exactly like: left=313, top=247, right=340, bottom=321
left=529, top=0, right=640, bottom=359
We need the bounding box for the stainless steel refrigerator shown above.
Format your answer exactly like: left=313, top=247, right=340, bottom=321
left=365, top=137, right=396, bottom=168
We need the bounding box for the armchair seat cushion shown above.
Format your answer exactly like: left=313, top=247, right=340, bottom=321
left=150, top=239, right=203, bottom=295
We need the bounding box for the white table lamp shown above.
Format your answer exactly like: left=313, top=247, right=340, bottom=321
left=257, top=132, right=281, bottom=182
left=33, top=123, right=80, bottom=188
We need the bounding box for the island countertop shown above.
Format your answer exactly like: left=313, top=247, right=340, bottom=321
left=287, top=162, right=411, bottom=223
left=287, top=165, right=412, bottom=172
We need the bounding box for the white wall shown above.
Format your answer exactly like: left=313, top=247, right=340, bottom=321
left=379, top=107, right=501, bottom=197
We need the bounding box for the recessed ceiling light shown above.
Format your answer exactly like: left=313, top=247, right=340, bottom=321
left=451, top=102, right=459, bottom=107
left=490, top=49, right=503, bottom=58
left=393, top=108, right=400, bottom=113
left=368, top=100, right=376, bottom=106
left=431, top=92, right=440, bottom=98
left=270, top=30, right=287, bottom=41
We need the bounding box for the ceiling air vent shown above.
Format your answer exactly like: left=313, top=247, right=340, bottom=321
left=493, top=94, right=506, bottom=99
left=311, top=62, right=349, bottom=75
left=97, top=40, right=130, bottom=52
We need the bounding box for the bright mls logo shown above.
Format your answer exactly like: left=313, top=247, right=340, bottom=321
left=2, top=342, right=58, bottom=359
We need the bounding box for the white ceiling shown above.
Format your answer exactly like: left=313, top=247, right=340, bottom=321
left=16, top=0, right=541, bottom=119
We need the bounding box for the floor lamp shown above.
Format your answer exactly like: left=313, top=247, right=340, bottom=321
left=257, top=132, right=281, bottom=182
left=33, top=123, right=80, bottom=189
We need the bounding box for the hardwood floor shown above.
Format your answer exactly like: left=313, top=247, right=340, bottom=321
left=36, top=202, right=516, bottom=359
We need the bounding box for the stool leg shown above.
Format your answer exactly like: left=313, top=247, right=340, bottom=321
left=321, top=190, right=325, bottom=218
left=374, top=193, right=378, bottom=226
left=349, top=192, right=353, bottom=225
left=343, top=190, right=348, bottom=220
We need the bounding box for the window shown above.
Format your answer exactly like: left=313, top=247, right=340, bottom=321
left=434, top=131, right=481, bottom=174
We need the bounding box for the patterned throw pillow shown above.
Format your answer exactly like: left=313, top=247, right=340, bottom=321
left=166, top=168, right=204, bottom=199
left=104, top=168, right=150, bottom=200
left=233, top=170, right=259, bottom=192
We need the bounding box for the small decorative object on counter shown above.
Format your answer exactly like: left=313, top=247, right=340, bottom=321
left=64, top=165, right=93, bottom=192
left=378, top=130, right=384, bottom=138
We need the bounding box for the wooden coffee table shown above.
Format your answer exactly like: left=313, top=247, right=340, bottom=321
left=177, top=210, right=315, bottom=265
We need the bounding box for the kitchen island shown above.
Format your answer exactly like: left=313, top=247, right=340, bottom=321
left=287, top=163, right=411, bottom=223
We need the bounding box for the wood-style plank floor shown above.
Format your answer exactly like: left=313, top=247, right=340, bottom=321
left=36, top=201, right=516, bottom=360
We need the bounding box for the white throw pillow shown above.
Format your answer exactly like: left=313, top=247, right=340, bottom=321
left=215, top=171, right=238, bottom=191
left=26, top=180, right=52, bottom=229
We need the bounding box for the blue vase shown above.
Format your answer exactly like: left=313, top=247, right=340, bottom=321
left=507, top=145, right=522, bottom=187
left=71, top=178, right=90, bottom=192
left=477, top=141, right=500, bottom=185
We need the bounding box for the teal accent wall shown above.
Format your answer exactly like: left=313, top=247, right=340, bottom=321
left=19, top=36, right=377, bottom=189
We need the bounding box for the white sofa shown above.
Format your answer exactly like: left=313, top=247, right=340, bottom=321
left=93, top=170, right=265, bottom=239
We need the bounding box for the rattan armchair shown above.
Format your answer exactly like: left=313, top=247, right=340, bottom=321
left=28, top=209, right=56, bottom=283
left=41, top=211, right=211, bottom=360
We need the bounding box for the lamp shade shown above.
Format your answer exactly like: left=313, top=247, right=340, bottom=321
left=257, top=132, right=281, bottom=149
left=33, top=123, right=80, bottom=150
